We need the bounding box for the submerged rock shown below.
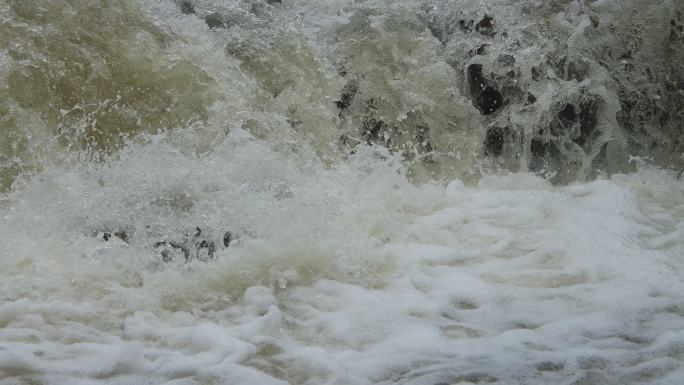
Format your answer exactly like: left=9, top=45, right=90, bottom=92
left=2, top=0, right=682, bottom=193
left=417, top=0, right=684, bottom=182
left=204, top=12, right=228, bottom=29
left=101, top=231, right=129, bottom=243
left=335, top=80, right=359, bottom=111
left=98, top=225, right=234, bottom=264
left=178, top=1, right=195, bottom=15
left=475, top=15, right=496, bottom=37
left=467, top=64, right=505, bottom=115
left=153, top=227, right=221, bottom=263
left=484, top=126, right=507, bottom=156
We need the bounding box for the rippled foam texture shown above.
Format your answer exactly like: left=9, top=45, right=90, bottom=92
left=1, top=133, right=683, bottom=384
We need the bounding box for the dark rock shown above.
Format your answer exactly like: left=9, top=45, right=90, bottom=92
left=530, top=137, right=557, bottom=171
left=154, top=240, right=190, bottom=263
left=196, top=239, right=216, bottom=261
left=97, top=225, right=234, bottom=263
left=476, top=15, right=496, bottom=36
left=362, top=116, right=390, bottom=146
left=526, top=92, right=537, bottom=105
left=113, top=231, right=129, bottom=243
left=205, top=13, right=226, bottom=29
left=550, top=103, right=577, bottom=136
left=415, top=122, right=433, bottom=153
left=477, top=87, right=504, bottom=115
left=97, top=230, right=127, bottom=243
left=559, top=103, right=577, bottom=122
left=361, top=98, right=392, bottom=146
left=467, top=63, right=484, bottom=89
left=468, top=64, right=505, bottom=115
left=335, top=80, right=358, bottom=110
left=531, top=66, right=542, bottom=81
left=168, top=241, right=190, bottom=262
left=567, top=60, right=589, bottom=81
left=576, top=94, right=600, bottom=146
left=179, top=1, right=195, bottom=15
left=485, top=126, right=507, bottom=156
left=151, top=226, right=229, bottom=263
left=192, top=227, right=216, bottom=261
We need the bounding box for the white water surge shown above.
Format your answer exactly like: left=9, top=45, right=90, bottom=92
left=1, top=135, right=683, bottom=384
left=1, top=0, right=684, bottom=384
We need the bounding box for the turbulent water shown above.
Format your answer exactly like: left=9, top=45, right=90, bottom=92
left=1, top=0, right=684, bottom=384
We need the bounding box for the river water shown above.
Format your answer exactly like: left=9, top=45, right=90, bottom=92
left=1, top=1, right=683, bottom=384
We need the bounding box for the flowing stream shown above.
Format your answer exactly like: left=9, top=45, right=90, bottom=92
left=1, top=1, right=684, bottom=384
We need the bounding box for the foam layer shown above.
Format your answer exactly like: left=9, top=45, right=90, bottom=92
left=1, top=132, right=683, bottom=384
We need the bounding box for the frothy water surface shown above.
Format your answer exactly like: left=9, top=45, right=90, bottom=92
left=2, top=134, right=683, bottom=384
left=1, top=0, right=684, bottom=384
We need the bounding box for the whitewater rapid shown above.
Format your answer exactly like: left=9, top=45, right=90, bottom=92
left=1, top=134, right=683, bottom=384
left=1, top=0, right=684, bottom=384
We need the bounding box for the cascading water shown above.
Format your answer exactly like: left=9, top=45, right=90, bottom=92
left=1, top=1, right=683, bottom=384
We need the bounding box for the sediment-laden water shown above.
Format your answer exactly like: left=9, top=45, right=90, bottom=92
left=1, top=1, right=683, bottom=384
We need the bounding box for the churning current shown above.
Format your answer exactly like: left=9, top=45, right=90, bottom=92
left=1, top=0, right=683, bottom=384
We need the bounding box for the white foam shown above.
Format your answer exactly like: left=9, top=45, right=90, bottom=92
left=1, top=130, right=683, bottom=383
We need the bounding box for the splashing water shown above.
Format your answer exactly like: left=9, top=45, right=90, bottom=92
left=1, top=0, right=683, bottom=384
